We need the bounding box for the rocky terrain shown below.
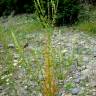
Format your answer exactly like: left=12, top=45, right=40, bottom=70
left=0, top=28, right=96, bottom=96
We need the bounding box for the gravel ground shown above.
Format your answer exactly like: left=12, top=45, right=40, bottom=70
left=0, top=29, right=96, bottom=96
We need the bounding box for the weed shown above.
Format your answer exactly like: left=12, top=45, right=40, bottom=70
left=77, top=21, right=96, bottom=35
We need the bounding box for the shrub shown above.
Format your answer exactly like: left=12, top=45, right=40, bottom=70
left=34, top=0, right=80, bottom=26
left=0, top=0, right=80, bottom=25
left=14, top=0, right=35, bottom=14
left=0, top=0, right=35, bottom=16
left=55, top=0, right=80, bottom=26
left=77, top=21, right=96, bottom=34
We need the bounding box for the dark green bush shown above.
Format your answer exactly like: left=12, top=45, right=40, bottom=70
left=0, top=0, right=16, bottom=16
left=0, top=0, right=35, bottom=16
left=56, top=0, right=80, bottom=26
left=14, top=0, right=35, bottom=14
left=0, top=0, right=80, bottom=25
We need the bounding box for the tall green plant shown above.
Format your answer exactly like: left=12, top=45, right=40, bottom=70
left=34, top=0, right=59, bottom=27
left=34, top=0, right=59, bottom=95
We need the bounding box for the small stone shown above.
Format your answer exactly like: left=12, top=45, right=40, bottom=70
left=65, top=94, right=72, bottom=96
left=81, top=65, right=87, bottom=70
left=83, top=57, right=89, bottom=63
left=93, top=49, right=96, bottom=57
left=0, top=86, right=3, bottom=91
left=14, top=53, right=19, bottom=59
left=90, top=81, right=96, bottom=87
left=14, top=60, right=18, bottom=63
left=61, top=49, right=67, bottom=54
left=92, top=89, right=96, bottom=96
left=24, top=85, right=28, bottom=89
left=85, top=83, right=89, bottom=87
left=0, top=44, right=3, bottom=49
left=71, top=64, right=78, bottom=73
left=58, top=80, right=64, bottom=84
left=13, top=62, right=18, bottom=66
left=38, top=93, right=42, bottom=96
left=58, top=42, right=61, bottom=45
left=81, top=69, right=89, bottom=79
left=19, top=66, right=21, bottom=68
left=8, top=44, right=15, bottom=48
left=71, top=87, right=80, bottom=95
left=93, top=92, right=96, bottom=96
left=74, top=78, right=81, bottom=83
left=0, top=50, right=4, bottom=53
left=59, top=89, right=65, bottom=96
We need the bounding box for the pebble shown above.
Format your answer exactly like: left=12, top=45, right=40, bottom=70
left=83, top=57, right=89, bottom=63
left=93, top=48, right=96, bottom=57
left=93, top=92, right=96, bottom=96
left=90, top=81, right=96, bottom=87
left=0, top=44, right=3, bottom=49
left=81, top=69, right=89, bottom=79
left=0, top=86, right=3, bottom=91
left=81, top=65, right=87, bottom=70
left=14, top=53, right=19, bottom=59
left=71, top=87, right=80, bottom=95
left=92, top=89, right=96, bottom=96
left=65, top=94, right=72, bottom=96
left=74, top=78, right=81, bottom=83
left=8, top=44, right=15, bottom=48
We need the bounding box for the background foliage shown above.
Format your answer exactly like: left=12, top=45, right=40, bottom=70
left=0, top=0, right=96, bottom=25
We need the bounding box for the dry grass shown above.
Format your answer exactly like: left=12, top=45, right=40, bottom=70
left=42, top=33, right=57, bottom=96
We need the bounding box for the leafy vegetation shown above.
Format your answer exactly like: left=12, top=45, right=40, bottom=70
left=56, top=0, right=80, bottom=25
left=0, top=0, right=80, bottom=25
left=1, top=0, right=96, bottom=25
left=76, top=5, right=96, bottom=35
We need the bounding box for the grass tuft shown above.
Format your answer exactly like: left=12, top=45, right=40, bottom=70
left=42, top=33, right=57, bottom=96
left=77, top=21, right=96, bottom=35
